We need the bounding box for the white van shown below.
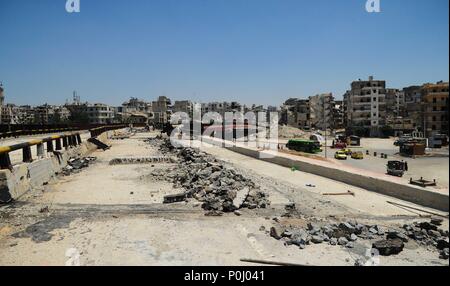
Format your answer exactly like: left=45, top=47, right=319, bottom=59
left=309, top=134, right=325, bottom=146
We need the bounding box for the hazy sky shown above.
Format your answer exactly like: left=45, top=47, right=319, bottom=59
left=0, top=0, right=448, bottom=107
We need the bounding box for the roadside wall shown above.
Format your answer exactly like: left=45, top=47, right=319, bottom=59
left=0, top=131, right=111, bottom=202
left=200, top=136, right=449, bottom=212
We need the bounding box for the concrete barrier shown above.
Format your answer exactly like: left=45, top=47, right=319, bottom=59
left=0, top=130, right=114, bottom=203
left=199, top=136, right=449, bottom=212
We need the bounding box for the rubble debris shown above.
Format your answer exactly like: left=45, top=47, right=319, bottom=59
left=39, top=206, right=49, bottom=213
left=354, top=259, right=365, bottom=266
left=270, top=226, right=285, bottom=240
left=60, top=157, right=97, bottom=176
left=147, top=138, right=270, bottom=213
left=163, top=193, right=186, bottom=204
left=436, top=238, right=449, bottom=250
left=440, top=248, right=449, bottom=260
left=285, top=202, right=296, bottom=212
left=267, top=218, right=449, bottom=260
left=277, top=125, right=306, bottom=139
left=338, top=237, right=348, bottom=246
left=109, top=157, right=175, bottom=165
left=372, top=239, right=404, bottom=256
left=431, top=217, right=444, bottom=226
left=387, top=231, right=409, bottom=243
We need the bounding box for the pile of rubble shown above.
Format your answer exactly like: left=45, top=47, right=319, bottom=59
left=402, top=219, right=449, bottom=259
left=150, top=139, right=269, bottom=214
left=60, top=157, right=97, bottom=176
left=278, top=125, right=306, bottom=139
left=268, top=215, right=449, bottom=260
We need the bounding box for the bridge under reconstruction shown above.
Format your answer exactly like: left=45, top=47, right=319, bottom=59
left=0, top=127, right=448, bottom=266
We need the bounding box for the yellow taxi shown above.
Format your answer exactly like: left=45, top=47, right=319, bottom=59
left=334, top=150, right=348, bottom=160
left=351, top=151, right=364, bottom=160
left=341, top=148, right=353, bottom=155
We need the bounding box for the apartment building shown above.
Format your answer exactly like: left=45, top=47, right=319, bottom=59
left=122, top=98, right=152, bottom=114
left=333, top=100, right=344, bottom=130
left=344, top=76, right=387, bottom=137
left=280, top=94, right=338, bottom=131
left=280, top=98, right=310, bottom=129
left=421, top=81, right=449, bottom=137
left=173, top=100, right=194, bottom=117
left=117, top=98, right=153, bottom=124
left=85, top=103, right=114, bottom=124
left=309, top=93, right=334, bottom=131
left=152, top=96, right=172, bottom=125
left=385, top=88, right=405, bottom=119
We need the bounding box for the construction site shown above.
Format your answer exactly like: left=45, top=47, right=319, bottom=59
left=1, top=0, right=449, bottom=274
left=0, top=126, right=448, bottom=266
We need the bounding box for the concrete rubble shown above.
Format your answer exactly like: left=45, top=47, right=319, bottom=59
left=147, top=138, right=270, bottom=214
left=60, top=156, right=97, bottom=176
left=109, top=157, right=174, bottom=165
left=267, top=212, right=449, bottom=260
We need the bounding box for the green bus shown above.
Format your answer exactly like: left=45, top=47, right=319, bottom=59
left=286, top=139, right=322, bottom=154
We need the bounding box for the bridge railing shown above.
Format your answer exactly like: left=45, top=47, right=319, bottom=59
left=0, top=124, right=128, bottom=170
left=0, top=127, right=80, bottom=139
left=89, top=125, right=128, bottom=138
left=0, top=132, right=83, bottom=170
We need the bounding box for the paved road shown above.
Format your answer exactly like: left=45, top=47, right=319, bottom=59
left=279, top=137, right=449, bottom=189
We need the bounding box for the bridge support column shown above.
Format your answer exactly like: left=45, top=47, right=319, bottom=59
left=62, top=137, right=68, bottom=149
left=23, top=146, right=33, bottom=163
left=36, top=143, right=45, bottom=158
left=0, top=154, right=12, bottom=170
left=56, top=138, right=62, bottom=150
left=47, top=141, right=54, bottom=152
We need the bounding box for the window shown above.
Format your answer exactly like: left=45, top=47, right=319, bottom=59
left=433, top=98, right=437, bottom=103
left=373, top=97, right=377, bottom=102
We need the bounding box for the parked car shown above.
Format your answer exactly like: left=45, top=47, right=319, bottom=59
left=351, top=151, right=364, bottom=160
left=333, top=141, right=347, bottom=149
left=334, top=151, right=347, bottom=160
left=341, top=148, right=353, bottom=155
